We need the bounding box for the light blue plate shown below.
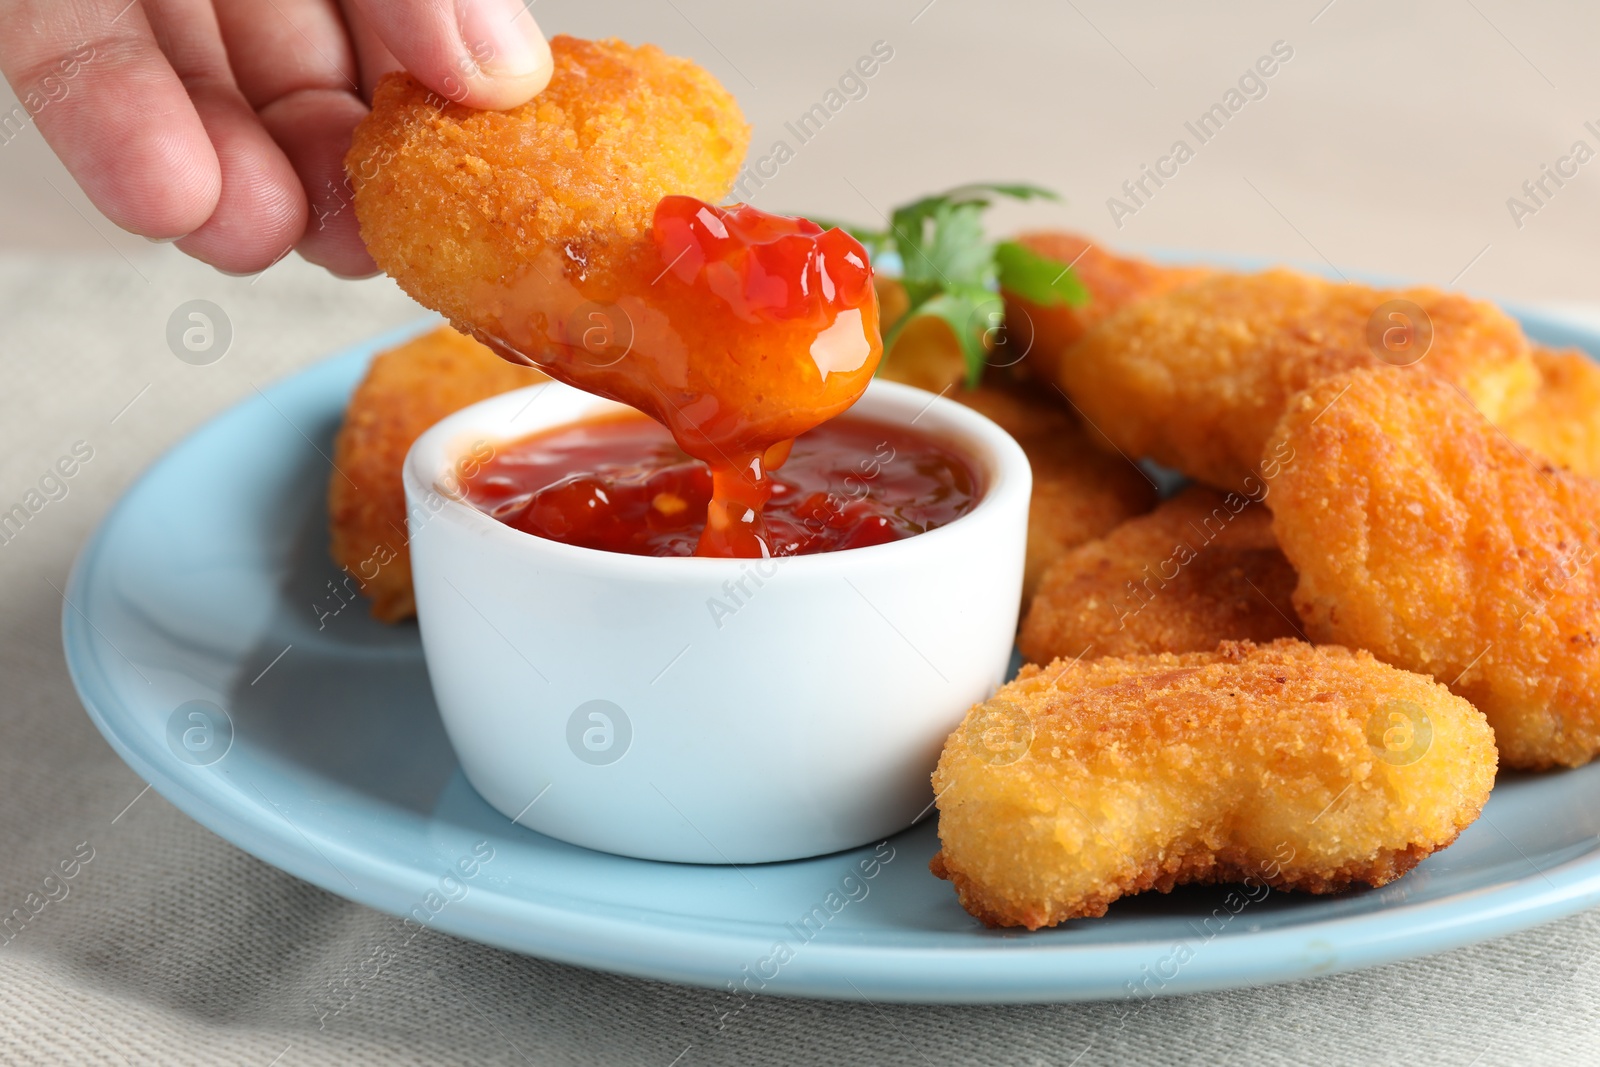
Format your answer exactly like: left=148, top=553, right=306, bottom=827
left=64, top=310, right=1600, bottom=1003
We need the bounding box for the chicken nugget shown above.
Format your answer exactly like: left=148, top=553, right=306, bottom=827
left=1267, top=367, right=1600, bottom=769
left=329, top=326, right=547, bottom=622
left=931, top=639, right=1496, bottom=929
left=1058, top=269, right=1539, bottom=492
left=348, top=40, right=883, bottom=514
left=1000, top=231, right=1210, bottom=383
left=951, top=381, right=1156, bottom=607
left=1018, top=486, right=1299, bottom=662
left=347, top=37, right=749, bottom=336
left=875, top=233, right=1207, bottom=396
left=947, top=376, right=1076, bottom=442
left=1503, top=347, right=1600, bottom=477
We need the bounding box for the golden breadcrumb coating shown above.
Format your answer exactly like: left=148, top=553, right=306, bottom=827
left=1000, top=231, right=1210, bottom=383
left=329, top=326, right=547, bottom=622
left=949, top=377, right=1080, bottom=441
left=347, top=37, right=750, bottom=335
left=1018, top=486, right=1300, bottom=662
left=951, top=381, right=1156, bottom=608
left=347, top=39, right=881, bottom=485
left=1503, top=347, right=1600, bottom=477
left=1267, top=367, right=1600, bottom=769
left=877, top=233, right=1207, bottom=396
left=931, top=639, right=1497, bottom=929
left=1058, top=269, right=1540, bottom=492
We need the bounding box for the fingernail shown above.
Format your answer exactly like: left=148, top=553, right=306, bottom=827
left=144, top=234, right=185, bottom=244
left=459, top=0, right=552, bottom=81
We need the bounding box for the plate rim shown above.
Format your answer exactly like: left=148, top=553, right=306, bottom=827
left=62, top=298, right=1600, bottom=1003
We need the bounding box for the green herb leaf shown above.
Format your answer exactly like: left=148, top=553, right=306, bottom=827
left=898, top=286, right=1003, bottom=389
left=895, top=199, right=993, bottom=296
left=889, top=183, right=1060, bottom=222
left=994, top=239, right=1090, bottom=307
left=946, top=182, right=1061, bottom=204
left=800, top=183, right=1081, bottom=387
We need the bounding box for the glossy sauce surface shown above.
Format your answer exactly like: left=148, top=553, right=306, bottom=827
left=474, top=197, right=882, bottom=558
left=465, top=413, right=981, bottom=557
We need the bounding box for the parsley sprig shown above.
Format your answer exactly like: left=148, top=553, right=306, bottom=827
left=815, top=183, right=1088, bottom=385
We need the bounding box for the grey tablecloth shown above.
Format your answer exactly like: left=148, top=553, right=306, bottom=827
left=2, top=252, right=1599, bottom=1066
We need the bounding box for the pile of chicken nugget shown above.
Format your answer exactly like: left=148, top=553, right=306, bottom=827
left=900, top=234, right=1600, bottom=929
left=326, top=223, right=1600, bottom=933
left=323, top=33, right=1600, bottom=930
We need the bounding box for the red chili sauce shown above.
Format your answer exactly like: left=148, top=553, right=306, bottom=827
left=464, top=413, right=981, bottom=557
left=474, top=195, right=883, bottom=559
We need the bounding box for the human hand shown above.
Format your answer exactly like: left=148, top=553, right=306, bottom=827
left=0, top=0, right=552, bottom=277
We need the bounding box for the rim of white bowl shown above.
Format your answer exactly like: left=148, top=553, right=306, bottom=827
left=403, top=377, right=1033, bottom=576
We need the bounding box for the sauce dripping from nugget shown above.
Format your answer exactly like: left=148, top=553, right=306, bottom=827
left=469, top=197, right=883, bottom=558
left=464, top=411, right=978, bottom=557
left=346, top=42, right=883, bottom=557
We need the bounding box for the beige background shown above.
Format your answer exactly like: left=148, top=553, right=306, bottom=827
left=2, top=1, right=1599, bottom=1064
left=4, top=0, right=1600, bottom=301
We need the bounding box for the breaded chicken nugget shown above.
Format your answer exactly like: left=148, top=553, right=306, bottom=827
left=1058, top=269, right=1539, bottom=492
left=1503, top=347, right=1600, bottom=477
left=347, top=37, right=749, bottom=334
left=1001, top=231, right=1209, bottom=383
left=951, top=381, right=1156, bottom=607
left=879, top=233, right=1207, bottom=396
left=349, top=40, right=882, bottom=508
left=931, top=639, right=1497, bottom=929
left=329, top=327, right=547, bottom=622
left=948, top=377, right=1077, bottom=442
left=1018, top=486, right=1299, bottom=662
left=1267, top=367, right=1600, bottom=769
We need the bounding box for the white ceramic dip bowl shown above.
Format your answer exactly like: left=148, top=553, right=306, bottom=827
left=403, top=377, right=1030, bottom=863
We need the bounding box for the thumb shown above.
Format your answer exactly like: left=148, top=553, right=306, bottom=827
left=349, top=0, right=552, bottom=110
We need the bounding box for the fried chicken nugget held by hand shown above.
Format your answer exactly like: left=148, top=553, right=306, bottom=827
left=329, top=327, right=547, bottom=622
left=348, top=37, right=749, bottom=346
left=1058, top=270, right=1539, bottom=492
left=1018, top=486, right=1299, bottom=663
left=951, top=382, right=1157, bottom=607
left=1268, top=367, right=1600, bottom=769
left=1503, top=348, right=1600, bottom=477
left=930, top=640, right=1497, bottom=929
left=349, top=38, right=886, bottom=557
